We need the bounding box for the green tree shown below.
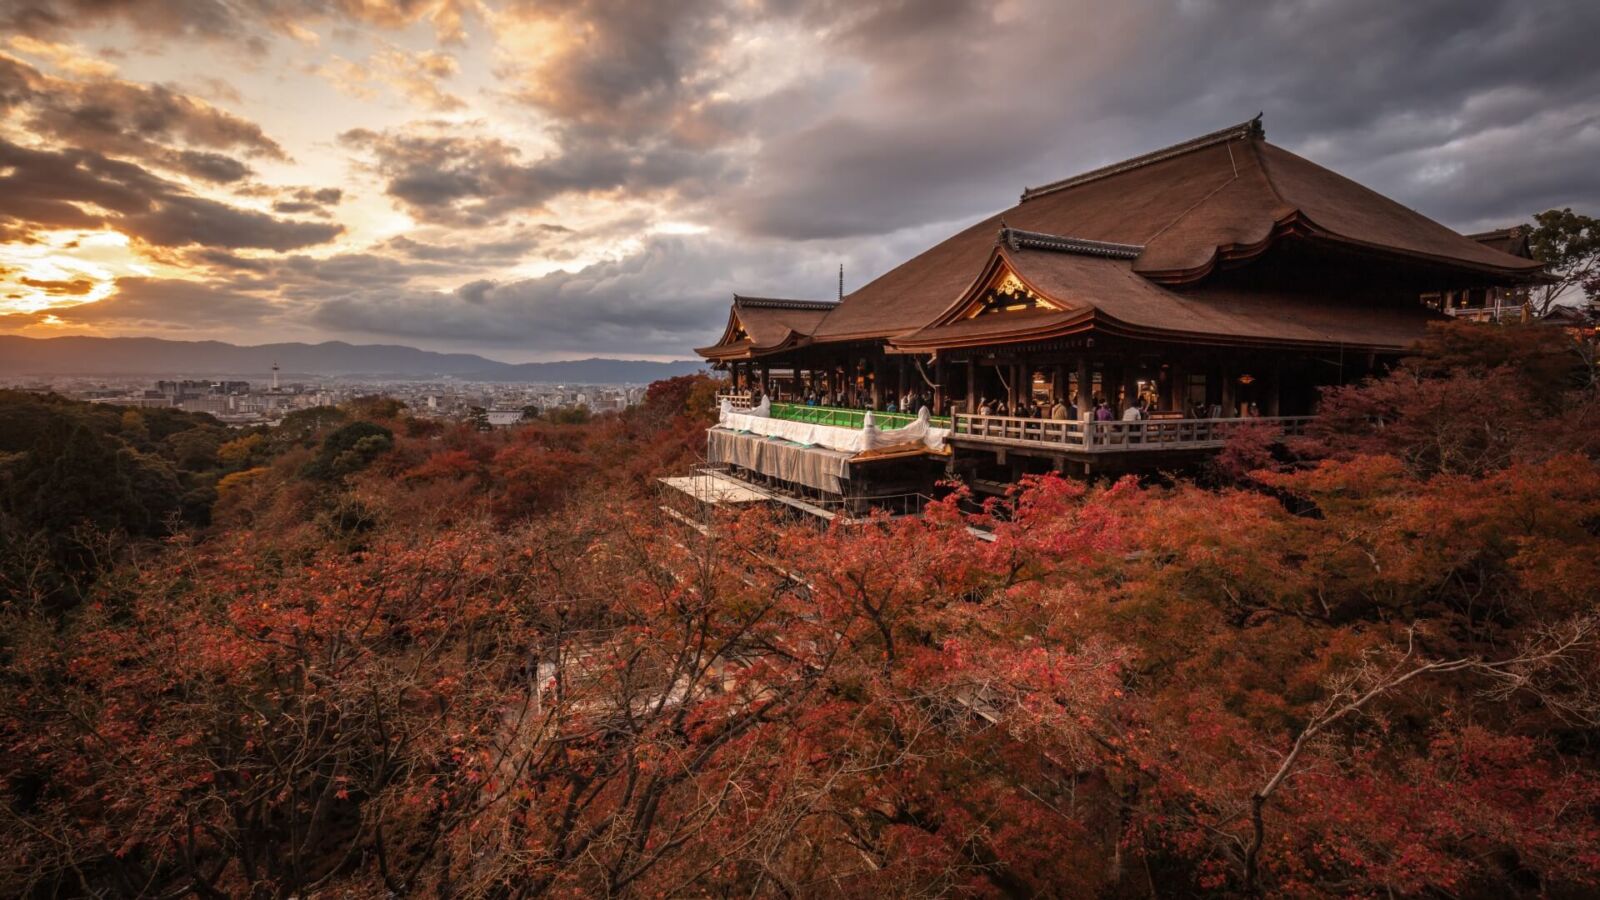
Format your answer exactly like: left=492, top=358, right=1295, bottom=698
left=1527, top=207, right=1600, bottom=317
left=119, top=410, right=149, bottom=445
left=275, top=406, right=349, bottom=447
left=306, top=421, right=394, bottom=480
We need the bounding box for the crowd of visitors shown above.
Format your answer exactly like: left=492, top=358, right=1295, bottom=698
left=729, top=384, right=1266, bottom=421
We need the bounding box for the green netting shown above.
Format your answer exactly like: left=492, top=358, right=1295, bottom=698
left=769, top=402, right=950, bottom=430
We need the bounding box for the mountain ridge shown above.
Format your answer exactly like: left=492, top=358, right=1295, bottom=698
left=0, top=335, right=707, bottom=383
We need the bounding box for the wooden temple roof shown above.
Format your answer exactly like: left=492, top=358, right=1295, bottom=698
left=695, top=295, right=837, bottom=360
left=698, top=116, right=1545, bottom=358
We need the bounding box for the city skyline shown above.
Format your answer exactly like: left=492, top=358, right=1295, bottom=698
left=2, top=0, right=1598, bottom=361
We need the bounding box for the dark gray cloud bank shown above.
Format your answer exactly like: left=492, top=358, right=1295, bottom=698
left=5, top=0, right=1598, bottom=358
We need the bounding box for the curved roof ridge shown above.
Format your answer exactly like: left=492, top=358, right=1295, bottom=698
left=1019, top=114, right=1264, bottom=203
left=998, top=225, right=1143, bottom=259
left=733, top=295, right=838, bottom=311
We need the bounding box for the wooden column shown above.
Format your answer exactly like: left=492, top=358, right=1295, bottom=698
left=1220, top=362, right=1236, bottom=417
left=934, top=355, right=947, bottom=414
left=759, top=364, right=770, bottom=397
left=1122, top=368, right=1140, bottom=413
left=1167, top=361, right=1185, bottom=413
left=1076, top=357, right=1092, bottom=418
left=1052, top=364, right=1066, bottom=403
left=1266, top=357, right=1282, bottom=416
left=869, top=352, right=882, bottom=409
left=966, top=358, right=977, bottom=412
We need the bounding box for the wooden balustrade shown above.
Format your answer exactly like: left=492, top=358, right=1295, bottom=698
left=716, top=390, right=754, bottom=410
left=951, top=414, right=1315, bottom=452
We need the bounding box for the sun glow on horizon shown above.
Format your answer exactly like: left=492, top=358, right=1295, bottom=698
left=0, top=230, right=158, bottom=316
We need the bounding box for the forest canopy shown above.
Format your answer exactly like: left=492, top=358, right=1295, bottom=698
left=2, top=324, right=1599, bottom=898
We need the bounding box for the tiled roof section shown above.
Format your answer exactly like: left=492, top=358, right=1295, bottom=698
left=1019, top=116, right=1264, bottom=203
left=999, top=226, right=1143, bottom=259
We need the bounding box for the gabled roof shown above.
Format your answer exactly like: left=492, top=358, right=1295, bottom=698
left=805, top=116, right=1543, bottom=345
left=695, top=295, right=836, bottom=360
left=891, top=232, right=1438, bottom=353
left=1467, top=226, right=1533, bottom=259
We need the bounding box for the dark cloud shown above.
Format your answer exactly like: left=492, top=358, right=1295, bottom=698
left=1, top=0, right=480, bottom=47
left=0, top=137, right=342, bottom=249
left=309, top=232, right=913, bottom=356
left=0, top=51, right=286, bottom=170
left=707, top=0, right=1600, bottom=239
left=19, top=276, right=96, bottom=295
left=171, top=149, right=253, bottom=183
left=341, top=125, right=732, bottom=226
left=497, top=0, right=745, bottom=142
left=384, top=230, right=556, bottom=262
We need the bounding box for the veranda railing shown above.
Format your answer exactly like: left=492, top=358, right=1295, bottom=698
left=950, top=413, right=1315, bottom=452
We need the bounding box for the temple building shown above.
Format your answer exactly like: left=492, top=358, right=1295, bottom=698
left=692, top=117, right=1545, bottom=508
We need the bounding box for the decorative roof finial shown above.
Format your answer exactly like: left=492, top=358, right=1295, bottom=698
left=838, top=263, right=844, bottom=302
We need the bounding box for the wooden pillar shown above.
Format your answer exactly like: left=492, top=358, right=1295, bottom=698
left=760, top=364, right=770, bottom=397
left=1052, top=364, right=1066, bottom=403
left=1220, top=362, right=1236, bottom=418
left=934, top=354, right=947, bottom=414
left=869, top=352, right=882, bottom=409
left=1076, top=357, right=1091, bottom=418
left=1167, top=361, right=1185, bottom=413
left=1266, top=356, right=1282, bottom=416
left=966, top=358, right=977, bottom=412
left=1122, top=368, right=1140, bottom=414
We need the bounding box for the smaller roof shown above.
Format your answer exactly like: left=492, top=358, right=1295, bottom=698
left=696, top=295, right=836, bottom=360
left=1466, top=226, right=1533, bottom=260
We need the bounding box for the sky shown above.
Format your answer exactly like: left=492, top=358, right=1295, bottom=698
left=0, top=0, right=1596, bottom=362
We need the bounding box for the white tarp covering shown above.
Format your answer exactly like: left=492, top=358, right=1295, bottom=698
left=717, top=402, right=949, bottom=453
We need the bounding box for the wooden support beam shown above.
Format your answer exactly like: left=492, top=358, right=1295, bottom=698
left=1220, top=361, right=1236, bottom=418
left=1076, top=357, right=1091, bottom=418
